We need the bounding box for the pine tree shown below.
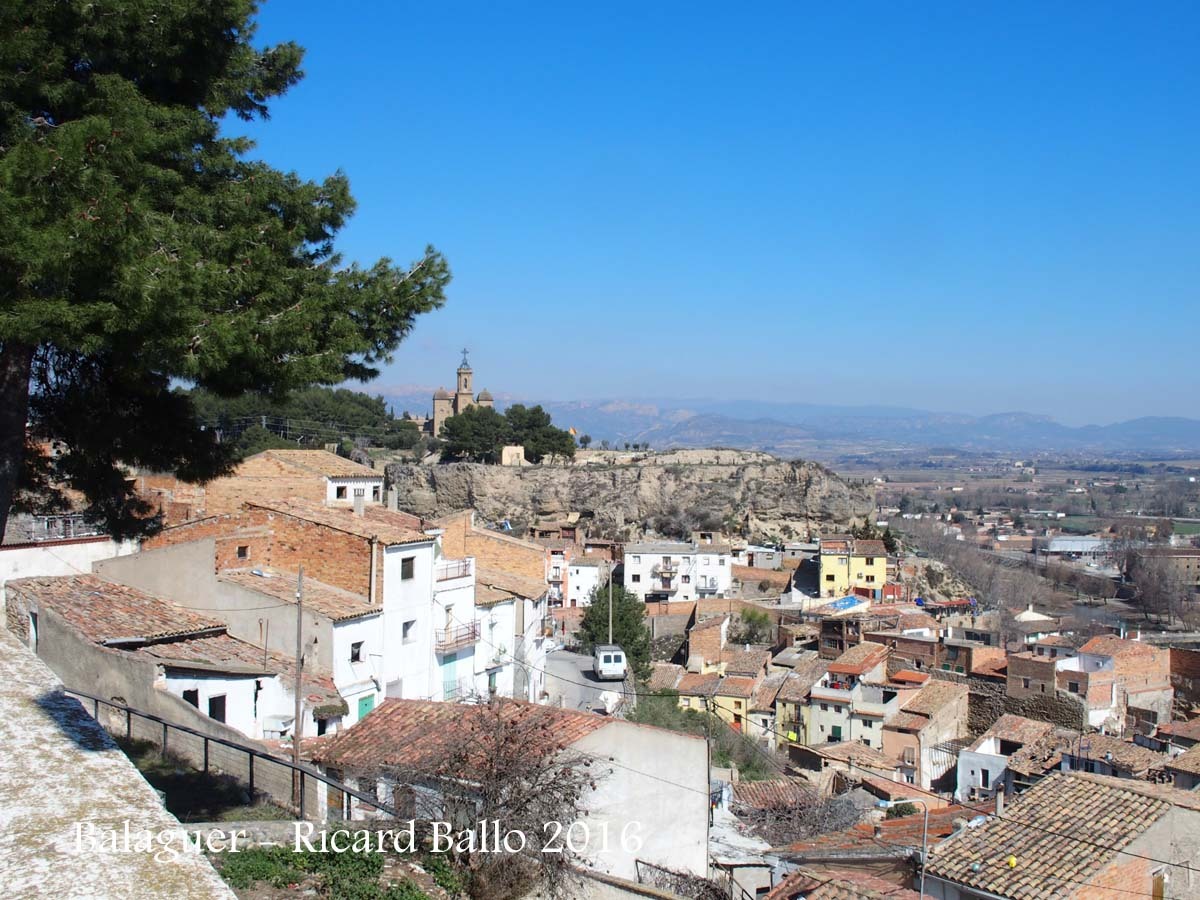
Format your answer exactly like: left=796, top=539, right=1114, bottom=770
left=0, top=1, right=450, bottom=539
left=578, top=581, right=651, bottom=679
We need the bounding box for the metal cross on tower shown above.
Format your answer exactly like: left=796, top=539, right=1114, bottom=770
left=460, top=347, right=470, bottom=367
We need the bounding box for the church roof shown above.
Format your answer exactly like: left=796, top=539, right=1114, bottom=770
left=433, top=387, right=452, bottom=399
left=477, top=389, right=493, bottom=400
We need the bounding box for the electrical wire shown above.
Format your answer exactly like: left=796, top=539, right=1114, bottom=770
left=452, top=613, right=1200, bottom=883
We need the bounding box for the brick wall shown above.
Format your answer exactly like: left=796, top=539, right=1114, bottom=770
left=464, top=530, right=545, bottom=582
left=144, top=507, right=373, bottom=596
left=1171, top=648, right=1200, bottom=704
left=1007, top=654, right=1057, bottom=700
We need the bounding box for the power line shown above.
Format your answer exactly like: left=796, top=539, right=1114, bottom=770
left=456, top=616, right=1200, bottom=881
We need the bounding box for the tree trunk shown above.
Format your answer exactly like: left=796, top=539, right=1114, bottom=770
left=0, top=341, right=34, bottom=543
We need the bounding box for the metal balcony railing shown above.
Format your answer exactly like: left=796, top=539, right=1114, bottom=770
left=435, top=621, right=480, bottom=653
left=435, top=559, right=473, bottom=581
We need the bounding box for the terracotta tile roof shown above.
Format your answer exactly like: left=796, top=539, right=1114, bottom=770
left=1167, top=744, right=1200, bottom=776
left=752, top=671, right=789, bottom=711
left=474, top=566, right=547, bottom=605
left=1079, top=635, right=1161, bottom=661
left=775, top=658, right=830, bottom=702
left=732, top=778, right=811, bottom=810
left=896, top=611, right=940, bottom=632
left=7, top=575, right=224, bottom=643
left=690, top=614, right=729, bottom=633
left=976, top=714, right=1059, bottom=747
left=891, top=669, right=930, bottom=685
left=129, top=633, right=342, bottom=707
left=828, top=642, right=889, bottom=676
left=257, top=449, right=381, bottom=478
left=1159, top=718, right=1200, bottom=742
left=766, top=868, right=920, bottom=900
left=247, top=498, right=430, bottom=546
left=811, top=741, right=900, bottom=771
left=885, top=711, right=929, bottom=732
left=309, top=698, right=609, bottom=771
left=218, top=568, right=378, bottom=622
left=785, top=804, right=970, bottom=855
left=676, top=673, right=722, bottom=697
left=715, top=676, right=760, bottom=700
left=970, top=656, right=1008, bottom=678
left=926, top=773, right=1196, bottom=897
left=1067, top=732, right=1167, bottom=774
left=724, top=647, right=772, bottom=677
left=647, top=663, right=684, bottom=692
left=901, top=680, right=967, bottom=717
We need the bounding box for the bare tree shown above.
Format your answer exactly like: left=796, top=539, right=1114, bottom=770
left=360, top=700, right=604, bottom=900
left=738, top=792, right=862, bottom=846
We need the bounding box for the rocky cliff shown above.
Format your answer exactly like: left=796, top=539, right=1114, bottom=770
left=384, top=449, right=874, bottom=540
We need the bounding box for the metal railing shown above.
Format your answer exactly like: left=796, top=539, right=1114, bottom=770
left=435, top=559, right=473, bottom=581
left=435, top=621, right=480, bottom=652
left=64, top=688, right=399, bottom=822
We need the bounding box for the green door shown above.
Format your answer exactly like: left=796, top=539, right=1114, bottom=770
left=357, top=694, right=375, bottom=721
left=831, top=724, right=843, bottom=741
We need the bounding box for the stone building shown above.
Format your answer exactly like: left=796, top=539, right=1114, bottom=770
left=409, top=350, right=496, bottom=437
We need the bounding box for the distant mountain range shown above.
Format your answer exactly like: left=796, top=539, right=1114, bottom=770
left=379, top=388, right=1200, bottom=457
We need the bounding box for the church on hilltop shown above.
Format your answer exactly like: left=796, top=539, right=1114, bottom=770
left=410, top=350, right=495, bottom=436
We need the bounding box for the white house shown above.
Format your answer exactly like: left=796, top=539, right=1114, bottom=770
left=623, top=541, right=732, bottom=603
left=565, top=556, right=605, bottom=607
left=473, top=567, right=551, bottom=702
left=308, top=699, right=710, bottom=881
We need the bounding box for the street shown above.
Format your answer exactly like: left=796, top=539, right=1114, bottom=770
left=544, top=649, right=631, bottom=715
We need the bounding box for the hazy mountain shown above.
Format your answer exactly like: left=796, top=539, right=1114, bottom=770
left=377, top=389, right=1200, bottom=456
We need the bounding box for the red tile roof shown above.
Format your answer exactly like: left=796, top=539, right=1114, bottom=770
left=218, top=568, right=377, bottom=622
left=785, top=804, right=970, bottom=855
left=309, top=699, right=609, bottom=771
left=766, top=868, right=920, bottom=900
left=828, top=642, right=889, bottom=676
left=732, top=778, right=812, bottom=810
left=256, top=449, right=381, bottom=479
left=7, top=575, right=224, bottom=643
left=715, top=676, right=760, bottom=700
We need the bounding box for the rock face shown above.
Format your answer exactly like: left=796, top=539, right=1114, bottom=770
left=384, top=450, right=874, bottom=540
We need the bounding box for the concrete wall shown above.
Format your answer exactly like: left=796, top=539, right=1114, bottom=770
left=0, top=536, right=137, bottom=609
left=94, top=539, right=341, bottom=673
left=5, top=600, right=301, bottom=808
left=573, top=720, right=709, bottom=881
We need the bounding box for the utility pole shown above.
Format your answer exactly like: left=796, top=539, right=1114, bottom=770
left=293, top=567, right=304, bottom=812
left=608, top=561, right=614, bottom=645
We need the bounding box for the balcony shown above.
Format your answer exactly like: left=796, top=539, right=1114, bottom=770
left=435, top=622, right=480, bottom=653
left=548, top=570, right=563, bottom=583
left=435, top=558, right=474, bottom=582
left=652, top=561, right=679, bottom=575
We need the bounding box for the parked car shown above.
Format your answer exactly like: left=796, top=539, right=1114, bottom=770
left=592, top=644, right=627, bottom=681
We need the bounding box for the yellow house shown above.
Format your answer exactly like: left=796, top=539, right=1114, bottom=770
left=818, top=538, right=888, bottom=598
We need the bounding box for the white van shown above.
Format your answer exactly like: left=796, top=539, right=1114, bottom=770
left=593, top=644, right=627, bottom=681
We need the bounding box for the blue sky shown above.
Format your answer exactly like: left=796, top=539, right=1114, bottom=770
left=238, top=1, right=1200, bottom=425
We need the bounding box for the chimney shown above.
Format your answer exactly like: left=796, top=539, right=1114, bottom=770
left=995, top=791, right=1004, bottom=817
left=353, top=490, right=366, bottom=517
left=873, top=823, right=883, bottom=838
left=386, top=488, right=399, bottom=511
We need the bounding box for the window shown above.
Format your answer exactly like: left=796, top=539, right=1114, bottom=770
left=401, top=557, right=415, bottom=580
left=834, top=705, right=843, bottom=714
left=866, top=575, right=876, bottom=583
left=336, top=486, right=348, bottom=499
left=865, top=557, right=875, bottom=565
left=861, top=738, right=871, bottom=747
left=820, top=703, right=829, bottom=711
left=862, top=719, right=873, bottom=728
left=236, top=545, right=249, bottom=560
left=1040, top=684, right=1046, bottom=693
left=631, top=574, right=641, bottom=583
left=632, top=555, right=641, bottom=564
left=1068, top=681, right=1080, bottom=694
left=402, top=620, right=416, bottom=643
left=350, top=641, right=364, bottom=663
left=981, top=768, right=990, bottom=788
left=718, top=559, right=725, bottom=566
left=826, top=574, right=835, bottom=582
left=1022, top=677, right=1031, bottom=689
left=682, top=575, right=691, bottom=584
left=182, top=689, right=199, bottom=708
left=682, top=557, right=690, bottom=564
left=372, top=486, right=381, bottom=501
left=208, top=695, right=226, bottom=723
